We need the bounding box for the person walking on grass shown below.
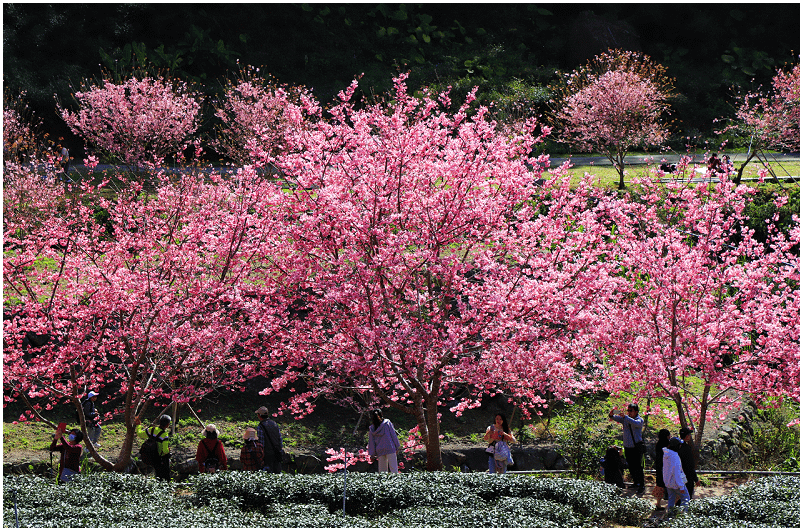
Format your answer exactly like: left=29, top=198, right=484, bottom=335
left=367, top=408, right=401, bottom=473
left=609, top=403, right=645, bottom=493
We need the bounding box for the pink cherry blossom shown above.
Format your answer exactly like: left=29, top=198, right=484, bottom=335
left=59, top=76, right=201, bottom=168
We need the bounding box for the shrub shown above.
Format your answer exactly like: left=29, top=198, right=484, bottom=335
left=5, top=471, right=658, bottom=528
left=665, top=476, right=800, bottom=528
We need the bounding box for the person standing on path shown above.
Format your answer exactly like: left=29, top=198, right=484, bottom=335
left=678, top=427, right=700, bottom=499
left=663, top=437, right=690, bottom=515
left=654, top=429, right=671, bottom=510
left=484, top=413, right=517, bottom=474
left=255, top=406, right=284, bottom=473
left=367, top=409, right=401, bottom=473
left=609, top=403, right=645, bottom=493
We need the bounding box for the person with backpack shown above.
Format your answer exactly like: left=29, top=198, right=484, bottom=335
left=255, top=406, right=284, bottom=473
left=196, top=424, right=228, bottom=473
left=240, top=427, right=263, bottom=471
left=135, top=414, right=172, bottom=481
left=82, top=391, right=101, bottom=447
left=50, top=426, right=83, bottom=484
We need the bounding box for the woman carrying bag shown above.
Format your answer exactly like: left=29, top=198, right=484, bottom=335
left=484, top=413, right=516, bottom=473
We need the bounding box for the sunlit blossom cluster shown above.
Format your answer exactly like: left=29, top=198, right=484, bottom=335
left=59, top=76, right=201, bottom=167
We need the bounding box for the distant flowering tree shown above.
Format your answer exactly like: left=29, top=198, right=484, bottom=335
left=551, top=50, right=674, bottom=189
left=3, top=166, right=286, bottom=471
left=721, top=61, right=800, bottom=183
left=59, top=76, right=201, bottom=168
left=600, top=170, right=800, bottom=450
left=3, top=89, right=49, bottom=164
left=212, top=67, right=309, bottom=166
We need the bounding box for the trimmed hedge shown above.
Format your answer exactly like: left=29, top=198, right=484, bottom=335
left=663, top=476, right=800, bottom=528
left=17, top=472, right=796, bottom=527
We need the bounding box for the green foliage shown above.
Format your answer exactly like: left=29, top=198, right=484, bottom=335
left=664, top=476, right=800, bottom=528
left=749, top=405, right=800, bottom=471
left=743, top=187, right=800, bottom=245
left=554, top=398, right=618, bottom=479
left=188, top=472, right=653, bottom=527
left=9, top=471, right=798, bottom=528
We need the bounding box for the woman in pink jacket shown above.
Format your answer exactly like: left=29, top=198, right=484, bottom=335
left=367, top=409, right=401, bottom=473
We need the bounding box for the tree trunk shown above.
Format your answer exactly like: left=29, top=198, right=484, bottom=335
left=424, top=400, right=443, bottom=471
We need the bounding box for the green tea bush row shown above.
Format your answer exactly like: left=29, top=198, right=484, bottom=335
left=28, top=472, right=800, bottom=528
left=663, top=476, right=800, bottom=528
left=189, top=472, right=653, bottom=526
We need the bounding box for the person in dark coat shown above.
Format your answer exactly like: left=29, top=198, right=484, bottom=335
left=255, top=406, right=284, bottom=473
left=82, top=391, right=101, bottom=446
left=602, top=445, right=627, bottom=489
left=50, top=427, right=83, bottom=484
left=654, top=429, right=671, bottom=510
left=678, top=427, right=700, bottom=499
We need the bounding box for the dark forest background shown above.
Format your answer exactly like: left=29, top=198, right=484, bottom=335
left=4, top=3, right=800, bottom=159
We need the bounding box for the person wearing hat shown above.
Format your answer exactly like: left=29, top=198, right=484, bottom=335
left=678, top=427, right=700, bottom=499
left=135, top=414, right=172, bottom=480
left=240, top=427, right=264, bottom=471
left=196, top=424, right=228, bottom=473
left=82, top=391, right=101, bottom=447
left=663, top=437, right=690, bottom=515
left=255, top=406, right=284, bottom=473
left=50, top=425, right=83, bottom=484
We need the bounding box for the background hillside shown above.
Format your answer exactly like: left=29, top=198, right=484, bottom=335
left=5, top=3, right=800, bottom=159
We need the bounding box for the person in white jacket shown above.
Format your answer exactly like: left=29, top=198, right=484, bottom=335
left=662, top=437, right=690, bottom=514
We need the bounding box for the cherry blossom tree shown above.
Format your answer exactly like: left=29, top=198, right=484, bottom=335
left=211, top=67, right=309, bottom=166
left=551, top=50, right=674, bottom=189
left=254, top=74, right=625, bottom=470
left=58, top=76, right=201, bottom=169
left=599, top=168, right=800, bottom=450
left=3, top=165, right=287, bottom=471
left=721, top=61, right=800, bottom=184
